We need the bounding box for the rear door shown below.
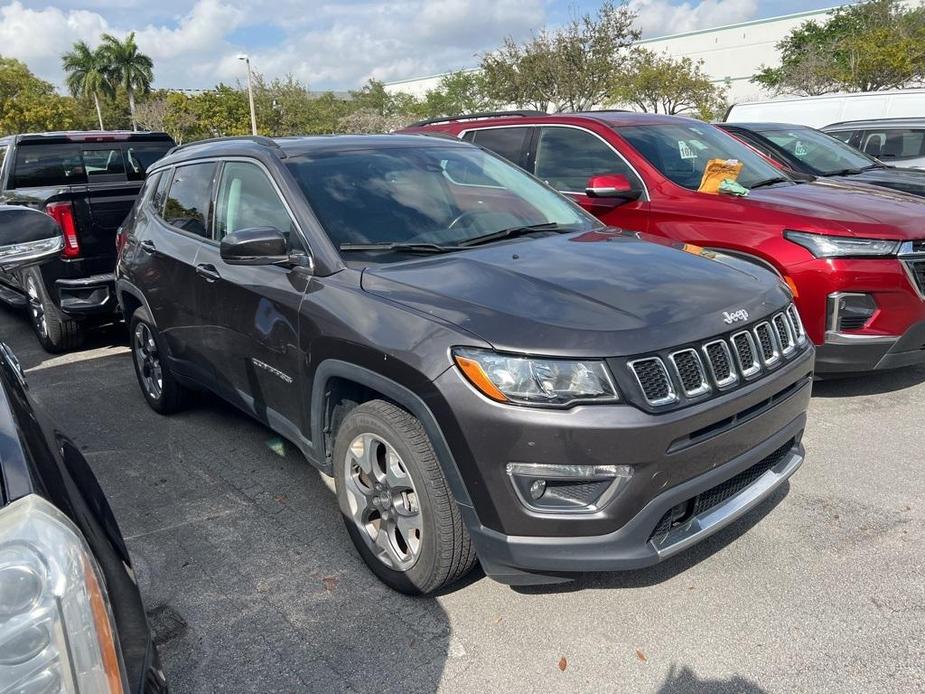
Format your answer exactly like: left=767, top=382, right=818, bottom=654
left=193, top=159, right=309, bottom=434
left=462, top=127, right=534, bottom=167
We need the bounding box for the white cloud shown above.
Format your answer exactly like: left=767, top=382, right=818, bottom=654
left=0, top=0, right=760, bottom=91
left=629, top=0, right=760, bottom=37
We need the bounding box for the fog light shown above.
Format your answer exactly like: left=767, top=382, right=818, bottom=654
left=828, top=292, right=877, bottom=332
left=506, top=462, right=633, bottom=513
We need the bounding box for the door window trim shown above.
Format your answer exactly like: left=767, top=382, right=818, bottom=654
left=457, top=123, right=649, bottom=200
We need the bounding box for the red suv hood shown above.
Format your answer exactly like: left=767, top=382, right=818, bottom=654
left=746, top=179, right=925, bottom=240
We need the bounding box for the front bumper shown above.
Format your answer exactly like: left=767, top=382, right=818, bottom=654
left=55, top=273, right=118, bottom=316
left=815, top=320, right=925, bottom=373
left=435, top=346, right=813, bottom=583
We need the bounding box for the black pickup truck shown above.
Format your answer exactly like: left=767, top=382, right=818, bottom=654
left=0, top=131, right=175, bottom=351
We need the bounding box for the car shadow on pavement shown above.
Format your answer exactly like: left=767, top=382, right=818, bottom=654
left=656, top=664, right=769, bottom=694
left=811, top=364, right=925, bottom=397
left=512, top=482, right=789, bottom=594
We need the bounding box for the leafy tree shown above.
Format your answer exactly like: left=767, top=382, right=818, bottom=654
left=479, top=0, right=639, bottom=112
left=754, top=0, right=925, bottom=95
left=62, top=41, right=113, bottom=129
left=611, top=48, right=728, bottom=119
left=420, top=70, right=497, bottom=118
left=0, top=57, right=79, bottom=134
left=99, top=32, right=154, bottom=130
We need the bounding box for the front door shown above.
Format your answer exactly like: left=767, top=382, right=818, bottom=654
left=195, top=160, right=309, bottom=437
left=531, top=125, right=651, bottom=234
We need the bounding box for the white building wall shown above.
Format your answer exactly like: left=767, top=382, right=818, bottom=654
left=383, top=2, right=923, bottom=106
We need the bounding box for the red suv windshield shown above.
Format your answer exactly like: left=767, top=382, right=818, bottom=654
left=619, top=122, right=789, bottom=191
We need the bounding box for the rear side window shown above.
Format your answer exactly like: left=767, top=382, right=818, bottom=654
left=161, top=163, right=216, bottom=238
left=12, top=144, right=87, bottom=188
left=468, top=128, right=530, bottom=166
left=827, top=130, right=856, bottom=145
left=861, top=128, right=925, bottom=161
left=151, top=169, right=171, bottom=214
left=125, top=144, right=172, bottom=181
left=534, top=127, right=633, bottom=193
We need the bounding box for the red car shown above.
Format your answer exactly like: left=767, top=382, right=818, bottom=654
left=401, top=111, right=925, bottom=374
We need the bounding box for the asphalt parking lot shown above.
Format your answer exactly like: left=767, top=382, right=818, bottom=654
left=1, top=307, right=923, bottom=694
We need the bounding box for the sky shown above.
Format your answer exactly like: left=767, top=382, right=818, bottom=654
left=0, top=0, right=850, bottom=92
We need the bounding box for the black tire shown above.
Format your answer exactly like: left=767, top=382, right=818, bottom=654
left=333, top=399, right=476, bottom=595
left=129, top=308, right=190, bottom=414
left=23, top=270, right=82, bottom=353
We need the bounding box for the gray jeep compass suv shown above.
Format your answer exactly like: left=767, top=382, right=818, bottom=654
left=115, top=134, right=814, bottom=594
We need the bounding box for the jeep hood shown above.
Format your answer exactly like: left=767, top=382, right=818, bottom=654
left=360, top=230, right=791, bottom=357
left=747, top=179, right=925, bottom=240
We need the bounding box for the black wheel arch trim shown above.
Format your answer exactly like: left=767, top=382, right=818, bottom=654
left=115, top=278, right=157, bottom=327
left=310, top=359, right=478, bottom=517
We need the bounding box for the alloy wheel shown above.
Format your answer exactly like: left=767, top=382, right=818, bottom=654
left=25, top=278, right=47, bottom=339
left=342, top=432, right=423, bottom=571
left=133, top=322, right=163, bottom=401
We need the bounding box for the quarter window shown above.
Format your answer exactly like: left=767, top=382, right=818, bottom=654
left=214, top=161, right=301, bottom=250
left=161, top=162, right=216, bottom=238
left=469, top=128, right=530, bottom=165
left=533, top=127, right=634, bottom=193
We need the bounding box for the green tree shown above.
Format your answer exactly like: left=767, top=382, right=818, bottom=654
left=420, top=70, right=497, bottom=118
left=62, top=41, right=113, bottom=129
left=0, top=57, right=79, bottom=134
left=99, top=32, right=154, bottom=130
left=479, top=0, right=639, bottom=112
left=754, top=0, right=925, bottom=95
left=611, top=48, right=728, bottom=119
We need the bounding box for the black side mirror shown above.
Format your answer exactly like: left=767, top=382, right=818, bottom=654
left=0, top=206, right=64, bottom=270
left=220, top=227, right=290, bottom=266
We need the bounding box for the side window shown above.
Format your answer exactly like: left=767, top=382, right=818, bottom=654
left=81, top=148, right=126, bottom=178
left=860, top=131, right=886, bottom=158
left=214, top=161, right=302, bottom=251
left=161, top=162, right=216, bottom=238
left=874, top=129, right=925, bottom=161
left=534, top=127, right=634, bottom=193
left=827, top=130, right=855, bottom=145
left=469, top=128, right=530, bottom=166
left=0, top=146, right=6, bottom=177
left=151, top=169, right=171, bottom=214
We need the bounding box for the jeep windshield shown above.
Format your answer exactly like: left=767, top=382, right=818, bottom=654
left=754, top=125, right=880, bottom=176
left=619, top=122, right=793, bottom=192
left=284, top=144, right=599, bottom=257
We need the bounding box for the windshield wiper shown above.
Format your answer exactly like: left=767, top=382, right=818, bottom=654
left=749, top=176, right=791, bottom=189
left=825, top=168, right=864, bottom=176
left=338, top=242, right=456, bottom=254
left=457, top=222, right=571, bottom=248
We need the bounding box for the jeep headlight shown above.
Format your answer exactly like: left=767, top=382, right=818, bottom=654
left=784, top=230, right=900, bottom=258
left=452, top=348, right=619, bottom=406
left=0, top=495, right=127, bottom=694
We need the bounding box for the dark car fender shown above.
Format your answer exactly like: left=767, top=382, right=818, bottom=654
left=115, top=278, right=157, bottom=326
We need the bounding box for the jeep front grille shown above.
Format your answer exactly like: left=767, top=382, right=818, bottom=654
left=625, top=303, right=808, bottom=408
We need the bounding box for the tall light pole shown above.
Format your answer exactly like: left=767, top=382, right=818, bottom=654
left=237, top=54, right=257, bottom=135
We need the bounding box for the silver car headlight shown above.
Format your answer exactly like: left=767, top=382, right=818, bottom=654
left=0, top=495, right=127, bottom=694
left=784, top=230, right=900, bottom=258
left=452, top=347, right=619, bottom=406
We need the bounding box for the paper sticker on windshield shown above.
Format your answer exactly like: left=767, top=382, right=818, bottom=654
left=678, top=140, right=697, bottom=160
left=794, top=141, right=808, bottom=156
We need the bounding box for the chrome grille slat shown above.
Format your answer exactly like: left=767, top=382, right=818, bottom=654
left=668, top=349, right=711, bottom=398
left=785, top=304, right=807, bottom=344
left=628, top=357, right=677, bottom=406
left=753, top=322, right=781, bottom=367
left=731, top=330, right=761, bottom=378
left=702, top=340, right=738, bottom=389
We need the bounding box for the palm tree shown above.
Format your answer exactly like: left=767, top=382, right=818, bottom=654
left=62, top=41, right=113, bottom=130
left=100, top=32, right=153, bottom=131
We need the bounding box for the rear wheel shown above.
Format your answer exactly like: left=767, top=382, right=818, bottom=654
left=130, top=308, right=189, bottom=414
left=24, top=271, right=82, bottom=353
left=333, top=400, right=476, bottom=595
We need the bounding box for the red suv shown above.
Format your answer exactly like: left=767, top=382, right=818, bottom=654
left=401, top=111, right=925, bottom=374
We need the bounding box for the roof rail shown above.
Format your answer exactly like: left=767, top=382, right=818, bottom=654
left=167, top=135, right=286, bottom=158
left=408, top=110, right=547, bottom=128
left=572, top=109, right=632, bottom=114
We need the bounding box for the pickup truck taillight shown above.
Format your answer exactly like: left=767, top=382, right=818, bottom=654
left=45, top=202, right=80, bottom=258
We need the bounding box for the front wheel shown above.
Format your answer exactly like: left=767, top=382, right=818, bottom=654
left=333, top=400, right=477, bottom=595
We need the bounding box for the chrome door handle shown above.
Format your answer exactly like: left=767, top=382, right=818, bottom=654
left=196, top=264, right=221, bottom=282
left=139, top=239, right=158, bottom=254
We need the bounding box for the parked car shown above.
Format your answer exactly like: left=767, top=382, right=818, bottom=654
left=822, top=118, right=925, bottom=169
left=0, top=131, right=175, bottom=352
left=724, top=88, right=925, bottom=129
left=718, top=122, right=925, bottom=198
left=402, top=111, right=925, bottom=374
left=0, top=206, right=167, bottom=693
left=116, top=134, right=813, bottom=593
